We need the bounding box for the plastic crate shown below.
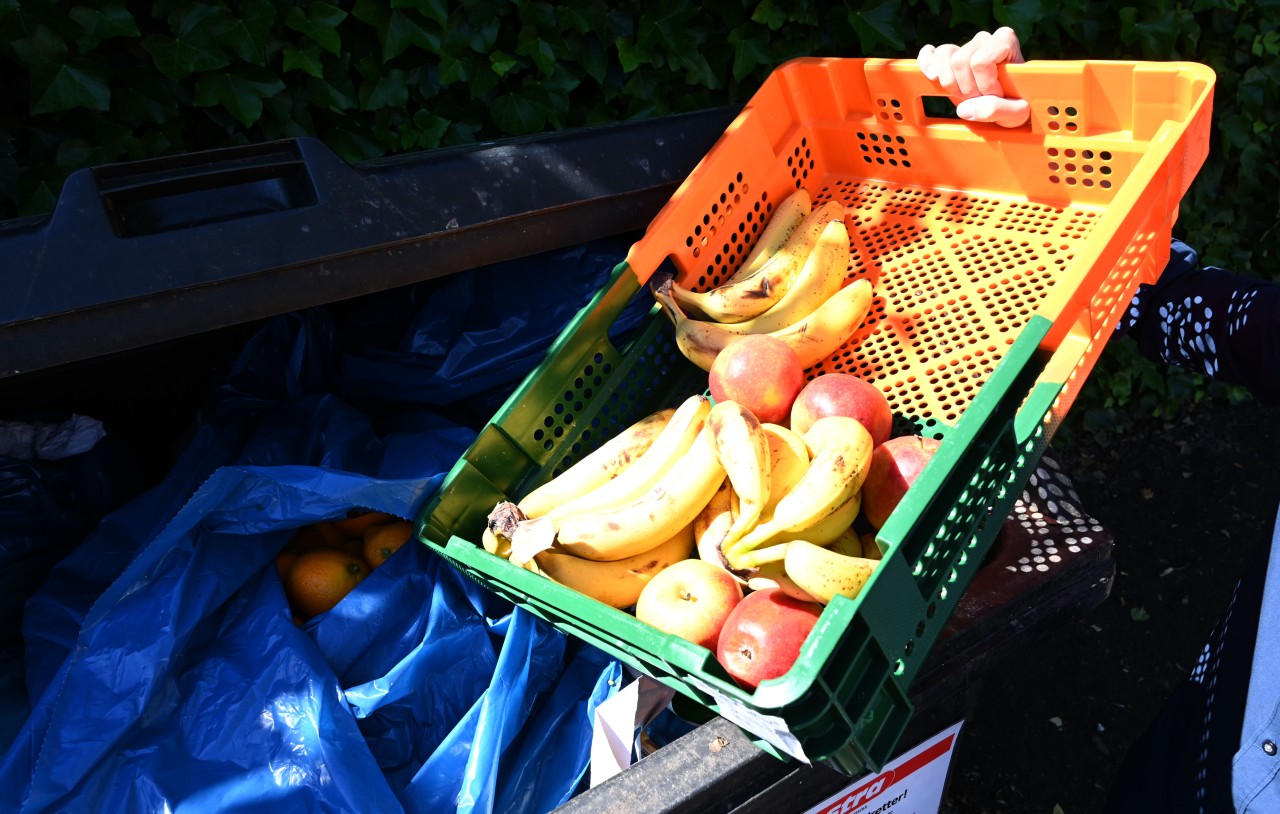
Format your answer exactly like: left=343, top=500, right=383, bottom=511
left=415, top=57, right=1215, bottom=774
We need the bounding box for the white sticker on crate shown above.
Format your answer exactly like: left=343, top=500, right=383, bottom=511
left=686, top=676, right=810, bottom=763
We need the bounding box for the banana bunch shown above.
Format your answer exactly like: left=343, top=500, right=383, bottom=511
left=483, top=394, right=720, bottom=609
left=653, top=190, right=873, bottom=372
left=483, top=395, right=888, bottom=611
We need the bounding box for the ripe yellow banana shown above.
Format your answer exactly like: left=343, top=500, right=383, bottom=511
left=731, top=188, right=812, bottom=283
left=724, top=416, right=873, bottom=569
left=532, top=522, right=695, bottom=609
left=760, top=423, right=810, bottom=515
left=670, top=201, right=845, bottom=324
left=548, top=424, right=728, bottom=561
left=706, top=400, right=771, bottom=548
left=516, top=406, right=676, bottom=519
left=747, top=558, right=822, bottom=604
left=827, top=526, right=865, bottom=559
left=694, top=478, right=735, bottom=567
left=754, top=490, right=861, bottom=548
left=652, top=275, right=874, bottom=373
left=538, top=395, right=710, bottom=521
left=783, top=539, right=880, bottom=605
left=716, top=218, right=850, bottom=336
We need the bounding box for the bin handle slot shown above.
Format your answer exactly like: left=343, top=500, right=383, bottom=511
left=92, top=140, right=319, bottom=238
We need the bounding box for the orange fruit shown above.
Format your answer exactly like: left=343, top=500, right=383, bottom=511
left=363, top=520, right=414, bottom=568
left=286, top=520, right=348, bottom=554
left=284, top=548, right=369, bottom=618
left=334, top=510, right=396, bottom=537
left=275, top=549, right=299, bottom=580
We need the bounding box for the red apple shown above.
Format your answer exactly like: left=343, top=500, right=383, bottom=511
left=860, top=435, right=943, bottom=530
left=789, top=372, right=893, bottom=447
left=635, top=558, right=744, bottom=650
left=716, top=587, right=823, bottom=691
left=708, top=334, right=805, bottom=425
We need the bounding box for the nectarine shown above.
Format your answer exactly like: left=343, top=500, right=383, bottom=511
left=708, top=335, right=805, bottom=425
left=789, top=372, right=893, bottom=446
left=860, top=435, right=942, bottom=530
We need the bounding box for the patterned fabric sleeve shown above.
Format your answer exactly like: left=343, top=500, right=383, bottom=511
left=1114, top=239, right=1280, bottom=404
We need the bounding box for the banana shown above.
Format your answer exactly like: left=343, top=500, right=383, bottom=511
left=517, top=406, right=676, bottom=519
left=716, top=218, right=850, bottom=336
left=760, top=423, right=811, bottom=516
left=538, top=394, right=710, bottom=521
left=545, top=423, right=728, bottom=561
left=860, top=532, right=883, bottom=561
left=754, top=490, right=861, bottom=548
left=827, top=526, right=865, bottom=559
left=670, top=201, right=845, bottom=323
left=482, top=526, right=511, bottom=558
left=706, top=400, right=771, bottom=548
left=694, top=478, right=735, bottom=567
left=724, top=416, right=874, bottom=570
left=532, top=522, right=695, bottom=609
left=652, top=275, right=874, bottom=373
left=731, top=188, right=812, bottom=283
left=747, top=558, right=822, bottom=604
left=783, top=539, right=880, bottom=605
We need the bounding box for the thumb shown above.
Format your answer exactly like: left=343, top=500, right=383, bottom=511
left=955, top=95, right=1030, bottom=128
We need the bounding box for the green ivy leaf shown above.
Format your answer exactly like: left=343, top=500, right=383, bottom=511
left=283, top=43, right=325, bottom=78
left=12, top=24, right=68, bottom=71
left=576, top=38, right=608, bottom=86
left=142, top=32, right=230, bottom=81
left=728, top=26, right=772, bottom=83
left=215, top=0, right=277, bottom=65
left=114, top=67, right=180, bottom=124
left=491, top=91, right=543, bottom=135
left=469, top=17, right=500, bottom=53
left=69, top=4, right=139, bottom=52
left=751, top=0, right=788, bottom=31
left=383, top=9, right=440, bottom=60
left=616, top=37, right=646, bottom=73
left=360, top=67, right=409, bottom=111
left=194, top=67, right=285, bottom=127
left=30, top=58, right=111, bottom=114
left=490, top=50, right=520, bottom=77
left=849, top=0, right=907, bottom=53
left=411, top=108, right=450, bottom=148
left=439, top=52, right=470, bottom=85
left=286, top=3, right=347, bottom=56
left=392, top=0, right=448, bottom=27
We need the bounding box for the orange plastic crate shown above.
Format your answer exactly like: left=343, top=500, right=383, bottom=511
left=417, top=57, right=1215, bottom=774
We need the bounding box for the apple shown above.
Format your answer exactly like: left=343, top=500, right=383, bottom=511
left=789, top=372, right=893, bottom=447
left=860, top=435, right=943, bottom=530
left=635, top=558, right=744, bottom=650
left=716, top=587, right=823, bottom=691
left=708, top=334, right=805, bottom=425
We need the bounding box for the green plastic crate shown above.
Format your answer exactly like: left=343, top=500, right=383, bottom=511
left=415, top=55, right=1214, bottom=773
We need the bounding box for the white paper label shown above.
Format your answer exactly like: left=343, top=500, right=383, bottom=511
left=687, top=676, right=810, bottom=764
left=801, top=721, right=964, bottom=814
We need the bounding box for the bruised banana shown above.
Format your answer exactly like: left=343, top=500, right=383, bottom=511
left=537, top=394, right=710, bottom=521
left=547, top=423, right=727, bottom=561
left=716, top=218, right=850, bottom=337
left=694, top=478, right=735, bottom=567
left=706, top=400, right=771, bottom=548
left=653, top=275, right=873, bottom=373
left=731, top=188, right=813, bottom=283
left=783, top=539, right=880, bottom=605
left=725, top=416, right=874, bottom=570
left=533, top=521, right=695, bottom=609
left=517, top=406, right=675, bottom=519
left=670, top=200, right=845, bottom=324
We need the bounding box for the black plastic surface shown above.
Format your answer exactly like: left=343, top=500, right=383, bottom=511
left=0, top=107, right=738, bottom=380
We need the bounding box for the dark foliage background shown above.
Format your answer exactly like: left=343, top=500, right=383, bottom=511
left=2, top=0, right=1277, bottom=423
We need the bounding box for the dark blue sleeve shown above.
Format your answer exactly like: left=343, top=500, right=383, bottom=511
left=1114, top=239, right=1280, bottom=404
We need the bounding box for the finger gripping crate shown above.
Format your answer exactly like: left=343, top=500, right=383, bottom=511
left=415, top=57, right=1214, bottom=773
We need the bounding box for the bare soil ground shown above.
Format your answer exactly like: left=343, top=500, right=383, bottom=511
left=939, top=396, right=1280, bottom=813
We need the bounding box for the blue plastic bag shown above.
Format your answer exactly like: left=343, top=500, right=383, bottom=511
left=2, top=238, right=634, bottom=813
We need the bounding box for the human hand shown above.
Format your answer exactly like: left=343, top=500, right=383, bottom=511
left=917, top=27, right=1030, bottom=128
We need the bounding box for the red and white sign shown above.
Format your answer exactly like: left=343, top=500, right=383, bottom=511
left=802, top=721, right=964, bottom=814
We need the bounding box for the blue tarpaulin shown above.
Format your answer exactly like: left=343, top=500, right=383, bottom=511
left=0, top=237, right=652, bottom=813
